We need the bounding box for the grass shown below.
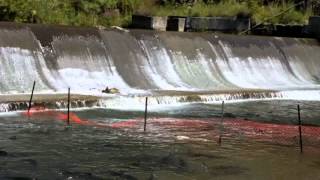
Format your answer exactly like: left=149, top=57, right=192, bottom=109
left=134, top=0, right=312, bottom=25
left=252, top=2, right=312, bottom=24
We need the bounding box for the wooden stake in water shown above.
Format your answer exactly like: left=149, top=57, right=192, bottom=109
left=144, top=97, right=148, bottom=132
left=297, top=104, right=303, bottom=153
left=218, top=101, right=225, bottom=145
left=67, top=87, right=71, bottom=126
left=27, top=81, right=36, bottom=116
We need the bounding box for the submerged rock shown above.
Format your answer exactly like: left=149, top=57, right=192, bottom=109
left=211, top=165, right=247, bottom=176
left=9, top=136, right=17, bottom=140
left=21, top=159, right=38, bottom=167
left=189, top=152, right=224, bottom=159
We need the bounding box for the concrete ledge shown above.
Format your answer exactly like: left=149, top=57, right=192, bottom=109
left=167, top=16, right=186, bottom=32
left=132, top=15, right=167, bottom=31
left=132, top=15, right=250, bottom=33
left=274, top=24, right=305, bottom=37
left=251, top=24, right=311, bottom=38
left=152, top=16, right=167, bottom=31
left=131, top=15, right=153, bottom=30
left=186, top=16, right=250, bottom=32
left=309, top=16, right=320, bottom=38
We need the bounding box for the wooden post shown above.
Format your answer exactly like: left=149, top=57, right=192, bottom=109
left=144, top=97, right=148, bottom=132
left=297, top=104, right=303, bottom=153
left=218, top=101, right=225, bottom=145
left=27, top=81, right=36, bottom=116
left=67, top=87, right=71, bottom=126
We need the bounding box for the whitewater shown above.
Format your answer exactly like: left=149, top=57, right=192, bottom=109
left=1, top=22, right=320, bottom=112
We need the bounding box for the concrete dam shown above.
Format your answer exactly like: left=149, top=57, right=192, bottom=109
left=1, top=22, right=320, bottom=108
left=2, top=22, right=320, bottom=180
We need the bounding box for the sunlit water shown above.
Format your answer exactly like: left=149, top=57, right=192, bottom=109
left=0, top=100, right=320, bottom=179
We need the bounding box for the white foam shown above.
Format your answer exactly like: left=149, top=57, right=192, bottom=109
left=0, top=47, right=51, bottom=93
left=214, top=42, right=318, bottom=90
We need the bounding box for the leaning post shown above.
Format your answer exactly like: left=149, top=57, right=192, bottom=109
left=218, top=101, right=225, bottom=145
left=67, top=87, right=71, bottom=126
left=144, top=97, right=148, bottom=132
left=27, top=81, right=36, bottom=116
left=297, top=104, right=303, bottom=153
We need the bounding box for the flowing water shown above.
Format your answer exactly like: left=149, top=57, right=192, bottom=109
left=0, top=22, right=320, bottom=179
left=1, top=105, right=320, bottom=180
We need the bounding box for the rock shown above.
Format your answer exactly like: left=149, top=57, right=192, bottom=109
left=109, top=88, right=119, bottom=94
left=102, top=87, right=119, bottom=94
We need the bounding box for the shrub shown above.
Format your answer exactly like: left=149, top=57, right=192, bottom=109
left=252, top=2, right=312, bottom=24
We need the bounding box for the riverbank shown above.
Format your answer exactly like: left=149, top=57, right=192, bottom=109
left=0, top=0, right=316, bottom=28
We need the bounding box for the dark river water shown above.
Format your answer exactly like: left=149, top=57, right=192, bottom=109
left=0, top=100, right=320, bottom=180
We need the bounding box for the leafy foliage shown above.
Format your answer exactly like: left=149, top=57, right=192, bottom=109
left=0, top=0, right=313, bottom=27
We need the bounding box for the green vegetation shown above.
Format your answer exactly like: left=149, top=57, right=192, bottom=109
left=0, top=0, right=315, bottom=27
left=147, top=1, right=249, bottom=17
left=252, top=2, right=312, bottom=24
left=0, top=0, right=140, bottom=27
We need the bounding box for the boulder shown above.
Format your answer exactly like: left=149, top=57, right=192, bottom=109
left=102, top=87, right=119, bottom=94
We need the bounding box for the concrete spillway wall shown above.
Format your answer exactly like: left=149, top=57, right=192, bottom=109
left=185, top=16, right=250, bottom=32
left=0, top=22, right=320, bottom=96
left=131, top=15, right=250, bottom=33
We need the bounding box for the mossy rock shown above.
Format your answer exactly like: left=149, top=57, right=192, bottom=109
left=179, top=95, right=202, bottom=102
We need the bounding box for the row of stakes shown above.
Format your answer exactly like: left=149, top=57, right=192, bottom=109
left=27, top=81, right=147, bottom=130
left=27, top=81, right=304, bottom=153
left=28, top=81, right=72, bottom=126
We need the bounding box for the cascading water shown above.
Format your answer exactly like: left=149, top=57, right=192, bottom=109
left=0, top=28, right=51, bottom=93
left=1, top=22, right=320, bottom=111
